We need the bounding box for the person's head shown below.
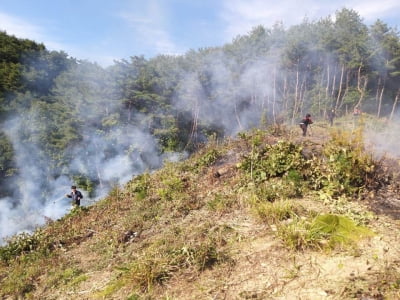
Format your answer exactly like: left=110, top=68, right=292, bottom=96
left=71, top=185, right=77, bottom=191
left=306, top=113, right=311, bottom=118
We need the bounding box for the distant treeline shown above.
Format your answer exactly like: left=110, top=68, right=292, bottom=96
left=1, top=8, right=400, bottom=199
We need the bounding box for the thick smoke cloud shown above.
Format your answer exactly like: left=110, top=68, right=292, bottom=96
left=0, top=50, right=279, bottom=244
left=0, top=110, right=164, bottom=243
left=0, top=71, right=169, bottom=245
left=1, top=116, right=72, bottom=241
left=174, top=52, right=278, bottom=140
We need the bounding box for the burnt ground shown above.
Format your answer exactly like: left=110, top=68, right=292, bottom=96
left=365, top=157, right=400, bottom=220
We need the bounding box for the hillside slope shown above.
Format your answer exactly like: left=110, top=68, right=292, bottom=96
left=1, top=122, right=400, bottom=300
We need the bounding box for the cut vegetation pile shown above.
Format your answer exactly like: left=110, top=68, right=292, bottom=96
left=1, top=124, right=400, bottom=299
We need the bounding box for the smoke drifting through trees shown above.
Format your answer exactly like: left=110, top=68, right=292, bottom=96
left=1, top=8, right=400, bottom=243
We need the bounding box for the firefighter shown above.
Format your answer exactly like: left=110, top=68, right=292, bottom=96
left=66, top=185, right=83, bottom=207
left=299, top=113, right=313, bottom=136
left=327, top=108, right=336, bottom=126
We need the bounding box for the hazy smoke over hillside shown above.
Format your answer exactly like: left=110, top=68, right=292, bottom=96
left=6, top=32, right=397, bottom=244
left=0, top=50, right=279, bottom=243
left=0, top=74, right=171, bottom=243
left=174, top=53, right=277, bottom=138
left=0, top=111, right=166, bottom=243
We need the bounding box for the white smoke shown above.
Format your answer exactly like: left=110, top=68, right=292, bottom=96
left=0, top=76, right=164, bottom=245
left=174, top=51, right=279, bottom=139
left=0, top=117, right=73, bottom=243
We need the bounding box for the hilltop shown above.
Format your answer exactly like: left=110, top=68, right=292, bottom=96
left=1, top=119, right=400, bottom=300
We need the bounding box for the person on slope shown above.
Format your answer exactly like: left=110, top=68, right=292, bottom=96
left=327, top=108, right=336, bottom=126
left=66, top=185, right=83, bottom=207
left=299, top=113, right=313, bottom=137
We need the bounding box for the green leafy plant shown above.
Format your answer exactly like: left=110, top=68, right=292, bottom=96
left=277, top=214, right=374, bottom=251
left=240, top=140, right=306, bottom=183
left=0, top=230, right=51, bottom=263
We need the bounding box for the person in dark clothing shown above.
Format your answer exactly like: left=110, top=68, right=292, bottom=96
left=66, top=185, right=83, bottom=207
left=299, top=113, right=313, bottom=136
left=327, top=108, right=335, bottom=126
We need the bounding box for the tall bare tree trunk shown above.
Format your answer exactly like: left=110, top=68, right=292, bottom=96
left=375, top=77, right=381, bottom=104
left=299, top=76, right=307, bottom=116
left=377, top=77, right=386, bottom=118
left=185, top=99, right=200, bottom=149
left=331, top=64, right=337, bottom=98
left=335, top=64, right=344, bottom=109
left=292, top=64, right=300, bottom=124
left=283, top=74, right=288, bottom=115
left=234, top=102, right=243, bottom=130
left=355, top=65, right=368, bottom=108
left=325, top=63, right=330, bottom=99
left=272, top=66, right=277, bottom=124
left=390, top=88, right=400, bottom=121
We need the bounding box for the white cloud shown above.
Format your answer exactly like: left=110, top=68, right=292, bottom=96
left=350, top=0, right=400, bottom=22
left=220, top=0, right=334, bottom=38
left=0, top=11, right=113, bottom=65
left=118, top=1, right=181, bottom=56
left=0, top=11, right=66, bottom=50
left=219, top=0, right=400, bottom=39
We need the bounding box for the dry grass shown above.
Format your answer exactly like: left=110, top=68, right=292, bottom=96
left=1, top=124, right=400, bottom=299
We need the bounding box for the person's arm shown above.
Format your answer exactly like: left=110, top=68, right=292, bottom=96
left=66, top=193, right=72, bottom=198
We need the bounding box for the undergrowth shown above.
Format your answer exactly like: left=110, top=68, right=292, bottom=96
left=0, top=125, right=391, bottom=299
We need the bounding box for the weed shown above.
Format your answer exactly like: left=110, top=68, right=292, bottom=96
left=126, top=173, right=151, bottom=200
left=207, top=193, right=236, bottom=213
left=277, top=214, right=374, bottom=251
left=191, top=148, right=223, bottom=172
left=240, top=140, right=306, bottom=183
left=97, top=225, right=232, bottom=296
left=0, top=229, right=52, bottom=263
left=95, top=278, right=126, bottom=298
left=47, top=267, right=84, bottom=288
left=157, top=175, right=184, bottom=201
left=251, top=198, right=298, bottom=225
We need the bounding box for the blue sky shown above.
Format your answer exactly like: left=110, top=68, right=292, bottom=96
left=1, top=0, right=400, bottom=66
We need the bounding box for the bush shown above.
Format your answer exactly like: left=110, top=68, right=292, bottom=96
left=240, top=140, right=307, bottom=182
left=0, top=230, right=51, bottom=263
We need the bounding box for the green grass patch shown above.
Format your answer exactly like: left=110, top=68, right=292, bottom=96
left=277, top=214, right=374, bottom=251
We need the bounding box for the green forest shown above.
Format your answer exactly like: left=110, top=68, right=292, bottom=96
left=1, top=8, right=400, bottom=210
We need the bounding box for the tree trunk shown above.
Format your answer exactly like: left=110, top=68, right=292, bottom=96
left=331, top=64, right=337, bottom=98
left=390, top=88, right=400, bottom=121
left=283, top=74, right=288, bottom=116
left=292, top=64, right=300, bottom=124
left=299, top=75, right=307, bottom=116
left=272, top=66, right=277, bottom=124
left=377, top=77, right=386, bottom=118
left=234, top=102, right=243, bottom=130
left=185, top=99, right=200, bottom=150
left=335, top=64, right=344, bottom=109
left=325, top=63, right=330, bottom=99
left=355, top=65, right=368, bottom=108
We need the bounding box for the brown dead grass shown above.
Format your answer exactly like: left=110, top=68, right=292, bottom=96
left=2, top=124, right=400, bottom=300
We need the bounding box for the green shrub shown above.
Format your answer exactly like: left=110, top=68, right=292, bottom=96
left=126, top=173, right=151, bottom=200
left=0, top=230, right=51, bottom=262
left=240, top=140, right=306, bottom=182
left=195, top=148, right=222, bottom=169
